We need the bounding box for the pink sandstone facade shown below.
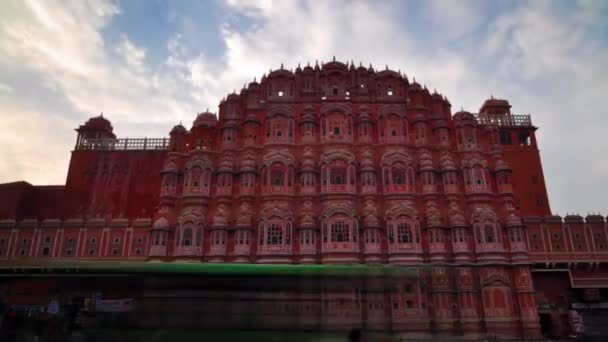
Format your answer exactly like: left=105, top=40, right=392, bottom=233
left=1, top=59, right=606, bottom=338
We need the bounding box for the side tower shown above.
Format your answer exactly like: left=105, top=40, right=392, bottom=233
left=478, top=99, right=550, bottom=216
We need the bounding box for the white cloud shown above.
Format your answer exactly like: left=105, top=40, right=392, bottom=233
left=0, top=82, right=13, bottom=95
left=0, top=99, right=73, bottom=185
left=424, top=0, right=489, bottom=40
left=0, top=0, right=199, bottom=126
left=479, top=1, right=608, bottom=214
left=115, top=34, right=147, bottom=73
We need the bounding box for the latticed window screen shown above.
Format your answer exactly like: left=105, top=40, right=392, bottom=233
left=267, top=223, right=283, bottom=245
left=397, top=223, right=412, bottom=243
left=330, top=167, right=347, bottom=184
left=392, top=168, right=405, bottom=184
left=331, top=221, right=350, bottom=242
left=183, top=228, right=193, bottom=246
left=484, top=223, right=496, bottom=243
left=271, top=169, right=284, bottom=186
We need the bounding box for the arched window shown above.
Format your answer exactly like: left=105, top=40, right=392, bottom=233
left=300, top=230, right=314, bottom=245
left=271, top=169, right=284, bottom=186
left=188, top=167, right=202, bottom=192
left=330, top=167, right=346, bottom=185
left=388, top=217, right=420, bottom=247
left=383, top=162, right=414, bottom=192
left=322, top=161, right=355, bottom=192
left=458, top=126, right=478, bottom=149
left=240, top=173, right=255, bottom=192
left=267, top=223, right=283, bottom=245
left=222, top=128, right=238, bottom=145
left=414, top=123, right=426, bottom=145
left=484, top=224, right=496, bottom=243
left=331, top=220, right=350, bottom=242
left=322, top=112, right=352, bottom=141
left=392, top=168, right=405, bottom=185
left=321, top=216, right=357, bottom=251
left=202, top=169, right=211, bottom=194
left=379, top=114, right=405, bottom=143
left=265, top=115, right=294, bottom=142
left=397, top=222, right=413, bottom=243
left=509, top=227, right=523, bottom=242
left=475, top=220, right=500, bottom=244
left=182, top=228, right=193, bottom=246
left=301, top=122, right=315, bottom=138
left=465, top=166, right=488, bottom=192
left=264, top=162, right=293, bottom=192
left=453, top=228, right=466, bottom=243
left=162, top=174, right=177, bottom=195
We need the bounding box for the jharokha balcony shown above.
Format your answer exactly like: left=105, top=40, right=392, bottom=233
left=148, top=245, right=167, bottom=257
left=383, top=184, right=415, bottom=194
left=324, top=184, right=356, bottom=193
left=263, top=185, right=295, bottom=195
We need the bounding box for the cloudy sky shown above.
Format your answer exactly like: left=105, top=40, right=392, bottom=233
left=0, top=0, right=607, bottom=215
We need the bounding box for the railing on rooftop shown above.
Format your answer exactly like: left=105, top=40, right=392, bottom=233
left=76, top=138, right=169, bottom=151
left=474, top=114, right=532, bottom=127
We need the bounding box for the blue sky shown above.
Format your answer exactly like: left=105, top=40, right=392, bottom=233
left=0, top=0, right=607, bottom=215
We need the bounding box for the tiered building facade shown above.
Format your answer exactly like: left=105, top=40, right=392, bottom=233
left=1, top=59, right=606, bottom=338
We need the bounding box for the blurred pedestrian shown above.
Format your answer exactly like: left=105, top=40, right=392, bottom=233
left=348, top=328, right=364, bottom=342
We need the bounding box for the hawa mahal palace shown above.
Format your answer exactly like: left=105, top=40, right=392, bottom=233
left=1, top=59, right=606, bottom=338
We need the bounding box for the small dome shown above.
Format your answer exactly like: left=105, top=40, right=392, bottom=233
left=299, top=215, right=315, bottom=228
left=431, top=91, right=443, bottom=100
left=83, top=114, right=113, bottom=131
left=193, top=111, right=217, bottom=128
left=453, top=110, right=475, bottom=121
left=247, top=80, right=260, bottom=90
left=440, top=153, right=457, bottom=171
left=479, top=97, right=512, bottom=115
left=301, top=149, right=316, bottom=170
left=494, top=159, right=511, bottom=172
left=300, top=111, right=317, bottom=123
left=212, top=214, right=228, bottom=227
left=363, top=214, right=381, bottom=228
left=409, top=81, right=422, bottom=90
left=240, top=157, right=257, bottom=172
left=482, top=98, right=510, bottom=107
left=170, top=123, right=187, bottom=135
left=426, top=206, right=443, bottom=227
left=418, top=152, right=434, bottom=171
left=218, top=158, right=234, bottom=173
left=153, top=217, right=170, bottom=230
left=162, top=160, right=178, bottom=173
left=236, top=214, right=252, bottom=228
left=226, top=92, right=240, bottom=101
left=448, top=211, right=466, bottom=227
left=322, top=59, right=348, bottom=71
left=360, top=149, right=375, bottom=170
left=432, top=120, right=448, bottom=130
left=267, top=68, right=295, bottom=78
left=303, top=64, right=314, bottom=73
left=413, top=113, right=427, bottom=123
left=376, top=69, right=401, bottom=79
